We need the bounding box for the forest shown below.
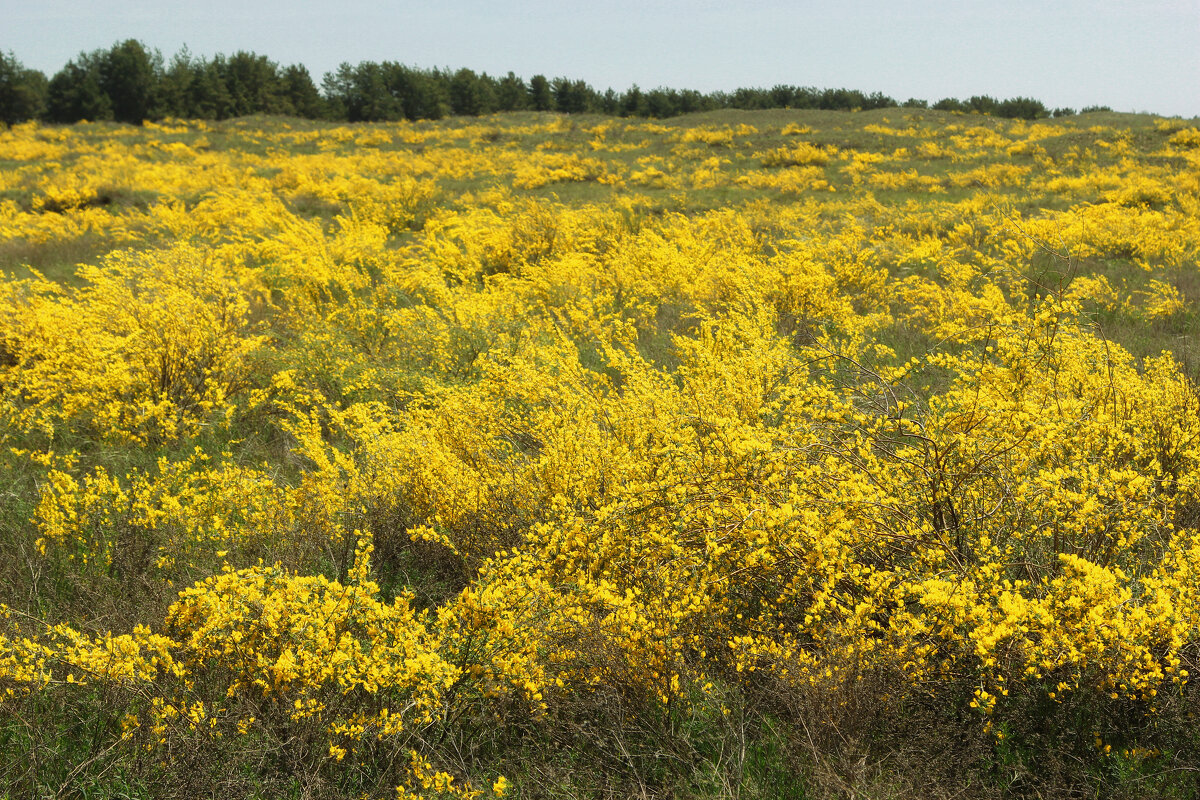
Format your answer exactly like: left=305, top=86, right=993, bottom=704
left=0, top=40, right=1099, bottom=126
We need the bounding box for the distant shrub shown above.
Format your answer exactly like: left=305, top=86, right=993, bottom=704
left=760, top=142, right=833, bottom=167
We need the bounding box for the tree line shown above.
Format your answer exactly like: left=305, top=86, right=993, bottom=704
left=1, top=40, right=1109, bottom=127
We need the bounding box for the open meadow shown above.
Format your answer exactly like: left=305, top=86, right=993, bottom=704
left=3, top=108, right=1200, bottom=798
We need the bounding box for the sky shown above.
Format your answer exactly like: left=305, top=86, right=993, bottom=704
left=4, top=0, right=1199, bottom=117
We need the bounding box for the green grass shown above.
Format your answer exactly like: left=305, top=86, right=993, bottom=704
left=0, top=233, right=116, bottom=284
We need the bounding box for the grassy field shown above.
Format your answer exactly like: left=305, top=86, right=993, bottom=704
left=2, top=108, right=1200, bottom=798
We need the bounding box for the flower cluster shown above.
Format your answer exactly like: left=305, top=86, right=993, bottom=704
left=2, top=109, right=1199, bottom=794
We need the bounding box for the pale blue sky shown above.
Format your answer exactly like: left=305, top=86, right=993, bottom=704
left=4, top=0, right=1199, bottom=116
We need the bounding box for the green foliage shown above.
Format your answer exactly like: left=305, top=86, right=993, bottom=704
left=933, top=95, right=1052, bottom=120
left=156, top=48, right=233, bottom=119
left=495, top=72, right=529, bottom=112
left=448, top=68, right=498, bottom=116
left=99, top=39, right=159, bottom=124
left=44, top=40, right=159, bottom=124
left=280, top=65, right=327, bottom=119
left=550, top=77, right=593, bottom=113
left=46, top=53, right=112, bottom=123
left=4, top=40, right=1124, bottom=125
left=0, top=51, right=47, bottom=125
left=214, top=51, right=290, bottom=117
left=321, top=61, right=450, bottom=122
left=37, top=41, right=326, bottom=124
left=528, top=74, right=552, bottom=111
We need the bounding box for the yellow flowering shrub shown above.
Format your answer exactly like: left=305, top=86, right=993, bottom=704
left=4, top=109, right=1200, bottom=796
left=758, top=142, right=835, bottom=167
left=165, top=551, right=456, bottom=741
left=34, top=449, right=291, bottom=575
left=0, top=243, right=266, bottom=444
